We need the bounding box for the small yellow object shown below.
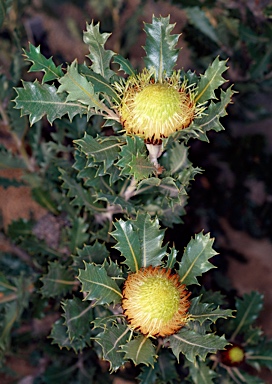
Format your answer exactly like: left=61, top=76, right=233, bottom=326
left=115, top=70, right=198, bottom=144
left=122, top=265, right=191, bottom=337
left=228, top=346, right=245, bottom=364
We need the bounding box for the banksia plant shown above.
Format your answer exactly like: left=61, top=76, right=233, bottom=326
left=10, top=12, right=271, bottom=384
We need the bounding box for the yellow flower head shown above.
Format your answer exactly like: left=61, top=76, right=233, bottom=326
left=115, top=69, right=198, bottom=144
left=122, top=265, right=191, bottom=337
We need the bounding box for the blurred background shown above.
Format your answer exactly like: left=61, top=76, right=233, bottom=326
left=0, top=0, right=272, bottom=382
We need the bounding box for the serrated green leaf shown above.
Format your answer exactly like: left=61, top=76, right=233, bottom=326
left=113, top=54, right=135, bottom=76
left=117, top=135, right=146, bottom=176
left=231, top=291, right=264, bottom=341
left=246, top=339, right=272, bottom=371
left=77, top=262, right=122, bottom=305
left=167, top=327, right=228, bottom=363
left=195, top=57, right=228, bottom=104
left=14, top=80, right=87, bottom=125
left=79, top=64, right=120, bottom=103
left=74, top=242, right=110, bottom=269
left=178, top=232, right=217, bottom=285
left=62, top=297, right=93, bottom=341
left=135, top=213, right=167, bottom=268
left=94, top=323, right=129, bottom=372
left=58, top=60, right=105, bottom=112
left=185, top=7, right=220, bottom=45
left=185, top=359, right=218, bottom=384
left=189, top=296, right=234, bottom=325
left=102, top=259, right=125, bottom=286
left=23, top=43, right=63, bottom=83
left=143, top=15, right=180, bottom=82
left=74, top=134, right=123, bottom=171
left=121, top=335, right=157, bottom=367
left=111, top=219, right=141, bottom=273
left=193, top=87, right=234, bottom=135
left=83, top=21, right=115, bottom=81
left=59, top=168, right=105, bottom=213
left=40, top=261, right=75, bottom=298
left=50, top=317, right=87, bottom=353
left=129, top=152, right=156, bottom=180
left=165, top=247, right=178, bottom=269
left=137, top=364, right=159, bottom=384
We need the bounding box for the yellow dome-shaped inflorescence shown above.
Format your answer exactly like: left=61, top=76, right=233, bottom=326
left=115, top=70, right=197, bottom=144
left=122, top=266, right=191, bottom=337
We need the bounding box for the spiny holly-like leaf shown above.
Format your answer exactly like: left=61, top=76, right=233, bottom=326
left=117, top=135, right=146, bottom=176
left=178, top=232, right=217, bottom=285
left=50, top=317, right=87, bottom=353
left=111, top=219, right=142, bottom=273
left=193, top=87, right=235, bottom=136
left=167, top=327, right=228, bottom=363
left=59, top=168, right=104, bottom=213
left=83, top=21, right=115, bottom=81
left=79, top=64, right=120, bottom=103
left=135, top=213, right=167, bottom=268
left=165, top=247, right=178, bottom=269
left=111, top=214, right=167, bottom=271
left=74, top=242, right=110, bottom=269
left=195, top=56, right=229, bottom=104
left=23, top=43, right=63, bottom=83
left=121, top=335, right=157, bottom=367
left=137, top=365, right=159, bottom=384
left=189, top=296, right=234, bottom=325
left=94, top=323, right=129, bottom=372
left=62, top=297, right=93, bottom=341
left=129, top=152, right=156, bottom=180
left=113, top=54, right=135, bottom=76
left=102, top=259, right=124, bottom=285
left=185, top=359, right=218, bottom=384
left=77, top=262, right=122, bottom=305
left=231, top=291, right=264, bottom=341
left=247, top=339, right=272, bottom=371
left=14, top=80, right=87, bottom=125
left=74, top=133, right=123, bottom=172
left=58, top=60, right=104, bottom=111
left=143, top=15, right=180, bottom=82
left=40, top=261, right=75, bottom=298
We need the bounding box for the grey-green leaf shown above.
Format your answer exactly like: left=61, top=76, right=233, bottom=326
left=189, top=296, right=234, bottom=325
left=62, top=297, right=93, bottom=340
left=111, top=219, right=141, bottom=272
left=77, top=262, right=122, bottom=305
left=121, top=335, right=157, bottom=367
left=83, top=21, right=115, bottom=81
left=178, top=232, right=217, bottom=285
left=94, top=323, right=129, bottom=372
left=167, top=327, right=228, bottom=363
left=14, top=80, right=87, bottom=125
left=143, top=15, right=180, bottom=82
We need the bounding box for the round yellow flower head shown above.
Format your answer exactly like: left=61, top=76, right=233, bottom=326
left=115, top=70, right=196, bottom=144
left=122, top=265, right=191, bottom=337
